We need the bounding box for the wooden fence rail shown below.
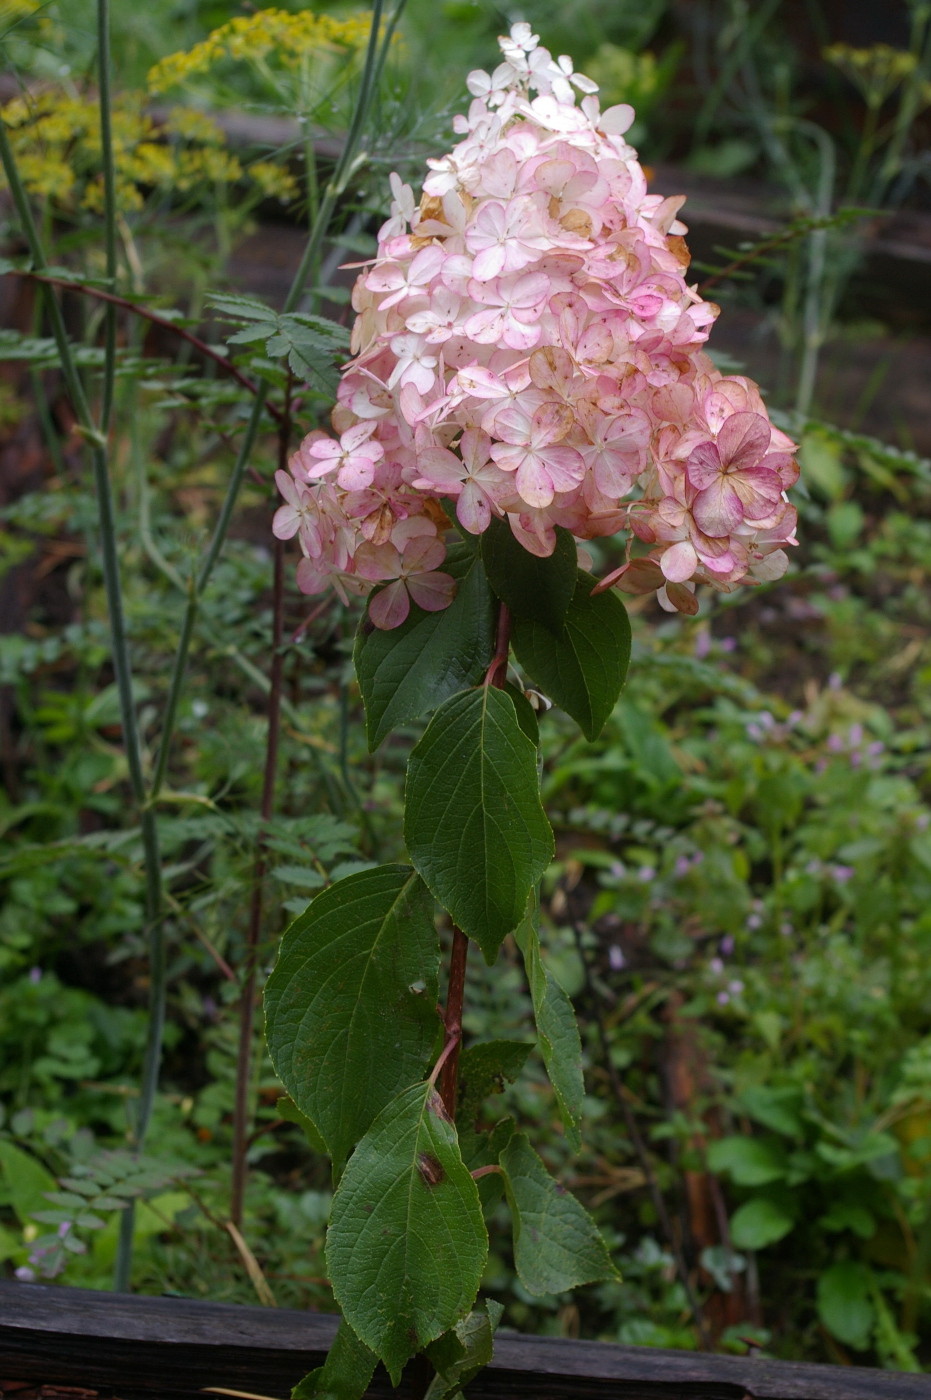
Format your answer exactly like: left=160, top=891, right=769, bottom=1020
left=2, top=1283, right=930, bottom=1400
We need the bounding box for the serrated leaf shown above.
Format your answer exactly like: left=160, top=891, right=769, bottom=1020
left=327, top=1082, right=487, bottom=1384
left=499, top=1133, right=616, bottom=1296
left=207, top=292, right=278, bottom=324
left=515, top=911, right=583, bottom=1152
left=277, top=1096, right=328, bottom=1155
left=405, top=688, right=553, bottom=964
left=354, top=541, right=496, bottom=750
left=42, top=1191, right=89, bottom=1209
left=292, top=1317, right=376, bottom=1400
left=457, top=1041, right=533, bottom=1127
left=481, top=518, right=577, bottom=629
left=282, top=311, right=350, bottom=349
left=226, top=324, right=272, bottom=345
left=58, top=1179, right=99, bottom=1197
left=424, top=1300, right=504, bottom=1400
left=511, top=571, right=631, bottom=740
left=265, top=865, right=440, bottom=1175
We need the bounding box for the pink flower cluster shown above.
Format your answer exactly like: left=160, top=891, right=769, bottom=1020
left=274, top=21, right=798, bottom=627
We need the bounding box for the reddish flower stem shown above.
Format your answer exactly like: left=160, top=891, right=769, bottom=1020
left=483, top=602, right=511, bottom=689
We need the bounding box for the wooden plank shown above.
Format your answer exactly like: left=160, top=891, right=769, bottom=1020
left=1, top=1283, right=929, bottom=1400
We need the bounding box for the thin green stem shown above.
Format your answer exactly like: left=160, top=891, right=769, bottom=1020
left=795, top=122, right=836, bottom=419
left=876, top=7, right=931, bottom=200
left=97, top=0, right=118, bottom=433
left=150, top=0, right=395, bottom=792
left=0, top=103, right=166, bottom=1292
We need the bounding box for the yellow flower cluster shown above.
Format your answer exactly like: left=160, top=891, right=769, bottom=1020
left=824, top=43, right=919, bottom=103
left=147, top=9, right=374, bottom=93
left=0, top=0, right=40, bottom=28
left=0, top=90, right=297, bottom=212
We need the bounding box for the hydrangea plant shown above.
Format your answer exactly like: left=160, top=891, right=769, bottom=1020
left=265, top=21, right=801, bottom=1398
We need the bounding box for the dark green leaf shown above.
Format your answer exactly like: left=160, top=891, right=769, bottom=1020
left=354, top=541, right=496, bottom=750
left=457, top=1041, right=533, bottom=1127
left=277, top=1095, right=327, bottom=1155
left=327, top=1082, right=487, bottom=1384
left=510, top=571, right=631, bottom=741
left=292, top=1318, right=376, bottom=1400
left=515, top=912, right=583, bottom=1152
left=460, top=1117, right=515, bottom=1214
left=405, top=688, right=553, bottom=963
left=480, top=518, right=577, bottom=629
left=504, top=683, right=539, bottom=747
left=499, top=1133, right=616, bottom=1296
left=817, top=1262, right=875, bottom=1350
left=265, top=865, right=440, bottom=1175
left=424, top=1300, right=505, bottom=1400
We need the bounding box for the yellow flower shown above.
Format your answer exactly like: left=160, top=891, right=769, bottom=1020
left=824, top=43, right=918, bottom=104
left=147, top=8, right=375, bottom=94
left=249, top=160, right=299, bottom=201
left=0, top=88, right=292, bottom=213
left=164, top=107, right=226, bottom=146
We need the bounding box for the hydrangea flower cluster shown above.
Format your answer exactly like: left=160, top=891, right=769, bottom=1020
left=274, top=21, right=799, bottom=628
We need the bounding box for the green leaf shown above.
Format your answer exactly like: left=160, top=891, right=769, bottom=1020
left=457, top=1041, right=533, bottom=1127
left=504, top=683, right=539, bottom=747
left=499, top=1134, right=616, bottom=1296
left=405, top=687, right=553, bottom=963
left=515, top=912, right=583, bottom=1152
left=819, top=1202, right=876, bottom=1239
left=424, top=1300, right=505, bottom=1400
left=265, top=865, right=440, bottom=1175
left=817, top=1262, right=875, bottom=1350
left=207, top=291, right=278, bottom=324
left=271, top=865, right=326, bottom=890
left=327, top=1082, right=487, bottom=1385
left=510, top=571, right=631, bottom=741
left=277, top=1096, right=327, bottom=1155
left=729, top=1196, right=795, bottom=1249
left=0, top=1141, right=57, bottom=1225
left=292, top=1318, right=377, bottom=1400
left=460, top=1117, right=515, bottom=1214
left=736, top=1085, right=804, bottom=1138
left=480, top=518, right=577, bottom=630
left=706, top=1136, right=787, bottom=1185
left=354, top=541, right=496, bottom=750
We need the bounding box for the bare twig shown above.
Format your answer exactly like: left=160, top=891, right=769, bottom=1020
left=225, top=1220, right=278, bottom=1308
left=4, top=266, right=282, bottom=419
